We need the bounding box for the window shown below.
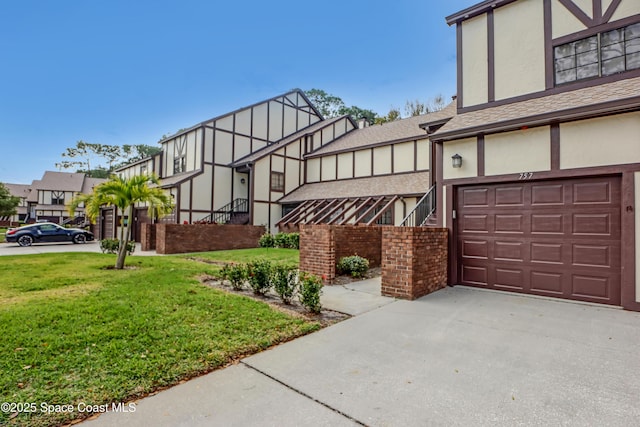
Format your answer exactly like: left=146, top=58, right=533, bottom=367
left=270, top=172, right=284, bottom=192
left=51, top=191, right=65, bottom=205
left=555, top=22, right=640, bottom=85
left=140, top=164, right=147, bottom=175
left=174, top=156, right=186, bottom=174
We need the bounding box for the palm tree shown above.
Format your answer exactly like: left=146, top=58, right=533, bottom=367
left=69, top=174, right=174, bottom=269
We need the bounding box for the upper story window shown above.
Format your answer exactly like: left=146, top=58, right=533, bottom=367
left=270, top=172, right=284, bottom=192
left=51, top=191, right=65, bottom=205
left=173, top=156, right=186, bottom=174
left=140, top=164, right=147, bottom=175
left=555, top=22, right=640, bottom=85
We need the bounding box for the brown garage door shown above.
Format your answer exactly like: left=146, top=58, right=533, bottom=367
left=457, top=176, right=621, bottom=305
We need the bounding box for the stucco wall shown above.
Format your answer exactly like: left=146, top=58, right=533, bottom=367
left=462, top=14, right=489, bottom=107
left=485, top=126, right=551, bottom=175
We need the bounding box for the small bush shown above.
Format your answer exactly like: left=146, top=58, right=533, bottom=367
left=285, top=232, right=299, bottom=249
left=258, top=233, right=275, bottom=248
left=298, top=272, right=323, bottom=313
left=273, top=233, right=288, bottom=249
left=272, top=264, right=298, bottom=304
left=100, top=239, right=135, bottom=255
left=247, top=260, right=273, bottom=295
left=336, top=255, right=369, bottom=278
left=225, top=264, right=247, bottom=291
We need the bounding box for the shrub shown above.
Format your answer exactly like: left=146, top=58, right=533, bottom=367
left=225, top=264, right=247, bottom=291
left=336, top=255, right=369, bottom=278
left=100, top=239, right=135, bottom=255
left=298, top=272, right=323, bottom=313
left=285, top=232, right=299, bottom=249
left=258, top=233, right=275, bottom=248
left=273, top=232, right=288, bottom=249
left=247, top=260, right=273, bottom=295
left=271, top=264, right=298, bottom=304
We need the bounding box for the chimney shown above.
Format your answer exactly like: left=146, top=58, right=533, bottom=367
left=357, top=118, right=369, bottom=129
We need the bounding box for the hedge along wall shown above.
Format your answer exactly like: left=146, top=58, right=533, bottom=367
left=381, top=226, right=448, bottom=300
left=299, top=224, right=383, bottom=284
left=154, top=224, right=264, bottom=254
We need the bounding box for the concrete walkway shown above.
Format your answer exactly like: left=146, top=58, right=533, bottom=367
left=84, top=284, right=640, bottom=427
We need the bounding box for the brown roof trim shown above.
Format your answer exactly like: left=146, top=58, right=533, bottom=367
left=433, top=96, right=640, bottom=141
left=304, top=134, right=427, bottom=159
left=445, top=0, right=518, bottom=25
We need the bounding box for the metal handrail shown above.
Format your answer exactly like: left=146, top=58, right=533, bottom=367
left=400, top=185, right=436, bottom=227
left=198, top=198, right=249, bottom=224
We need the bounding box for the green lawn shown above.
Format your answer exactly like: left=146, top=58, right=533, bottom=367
left=183, top=247, right=299, bottom=265
left=0, top=251, right=316, bottom=427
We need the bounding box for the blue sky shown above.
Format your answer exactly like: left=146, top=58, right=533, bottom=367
left=0, top=0, right=477, bottom=184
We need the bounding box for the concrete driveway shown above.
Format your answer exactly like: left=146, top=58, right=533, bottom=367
left=85, top=285, right=640, bottom=426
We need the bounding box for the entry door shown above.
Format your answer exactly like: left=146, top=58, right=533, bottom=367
left=456, top=176, right=621, bottom=305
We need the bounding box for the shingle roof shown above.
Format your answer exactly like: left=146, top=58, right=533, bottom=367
left=307, top=102, right=457, bottom=157
left=81, top=177, right=106, bottom=193
left=231, top=115, right=350, bottom=167
left=38, top=171, right=87, bottom=192
left=434, top=76, right=640, bottom=140
left=278, top=171, right=431, bottom=203
left=3, top=183, right=31, bottom=199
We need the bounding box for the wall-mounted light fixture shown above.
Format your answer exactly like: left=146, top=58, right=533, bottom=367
left=240, top=178, right=246, bottom=184
left=452, top=153, right=462, bottom=168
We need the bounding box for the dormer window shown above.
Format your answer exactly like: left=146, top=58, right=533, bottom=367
left=555, top=22, right=640, bottom=85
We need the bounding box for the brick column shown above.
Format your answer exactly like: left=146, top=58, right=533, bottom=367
left=141, top=223, right=156, bottom=251
left=299, top=224, right=335, bottom=284
left=381, top=226, right=448, bottom=300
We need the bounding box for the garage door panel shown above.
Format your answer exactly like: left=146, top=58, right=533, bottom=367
left=461, top=240, right=489, bottom=259
left=495, top=214, right=524, bottom=233
left=462, top=265, right=488, bottom=285
left=495, top=268, right=525, bottom=290
left=572, top=275, right=612, bottom=300
left=531, top=214, right=564, bottom=234
left=461, top=188, right=490, bottom=206
left=495, top=241, right=524, bottom=261
left=573, top=213, right=613, bottom=236
left=530, top=271, right=564, bottom=294
left=531, top=183, right=564, bottom=205
left=495, top=186, right=524, bottom=206
left=573, top=244, right=611, bottom=268
left=531, top=242, right=564, bottom=264
left=457, top=176, right=621, bottom=306
left=573, top=181, right=614, bottom=204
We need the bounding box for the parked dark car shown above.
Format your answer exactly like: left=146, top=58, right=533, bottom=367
left=5, top=223, right=94, bottom=247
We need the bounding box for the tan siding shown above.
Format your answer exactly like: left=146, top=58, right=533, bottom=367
left=213, top=166, right=232, bottom=210
left=307, top=158, right=321, bottom=183
left=373, top=146, right=392, bottom=175
left=269, top=204, right=281, bottom=234
left=286, top=139, right=301, bottom=158
left=485, top=126, right=550, bottom=175
left=216, top=116, right=233, bottom=132
left=234, top=135, right=251, bottom=161
left=337, top=152, right=354, bottom=179
left=494, top=0, right=545, bottom=99
left=560, top=112, right=640, bottom=169
left=253, top=159, right=270, bottom=201
left=253, top=202, right=269, bottom=227
left=416, top=139, right=430, bottom=170
left=268, top=101, right=283, bottom=141
left=611, top=0, right=640, bottom=21
left=252, top=103, right=269, bottom=140
left=283, top=105, right=298, bottom=137
left=285, top=159, right=299, bottom=194
left=394, top=141, right=414, bottom=173
left=551, top=0, right=588, bottom=38
left=321, top=156, right=337, bottom=181
left=236, top=109, right=252, bottom=135
left=204, top=127, right=214, bottom=163
left=192, top=166, right=213, bottom=211
left=443, top=137, right=478, bottom=180
left=215, top=131, right=233, bottom=164
left=271, top=155, right=285, bottom=173
left=462, top=14, right=489, bottom=107
left=354, top=150, right=372, bottom=177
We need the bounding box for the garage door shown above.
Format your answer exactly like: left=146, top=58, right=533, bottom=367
left=457, top=176, right=621, bottom=305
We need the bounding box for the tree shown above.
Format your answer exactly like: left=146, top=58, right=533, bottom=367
left=57, top=142, right=162, bottom=177
left=374, top=107, right=401, bottom=124
left=338, top=105, right=377, bottom=125
left=68, top=174, right=174, bottom=269
left=304, top=89, right=346, bottom=118
left=0, top=183, right=20, bottom=218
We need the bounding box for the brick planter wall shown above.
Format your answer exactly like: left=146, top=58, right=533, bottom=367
left=299, top=224, right=382, bottom=284
left=155, top=224, right=264, bottom=254
left=381, top=227, right=448, bottom=300
left=141, top=223, right=156, bottom=251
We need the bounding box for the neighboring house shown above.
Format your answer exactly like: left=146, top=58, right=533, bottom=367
left=18, top=171, right=105, bottom=225
left=431, top=0, right=640, bottom=310
left=115, top=90, right=455, bottom=239
left=2, top=183, right=31, bottom=223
